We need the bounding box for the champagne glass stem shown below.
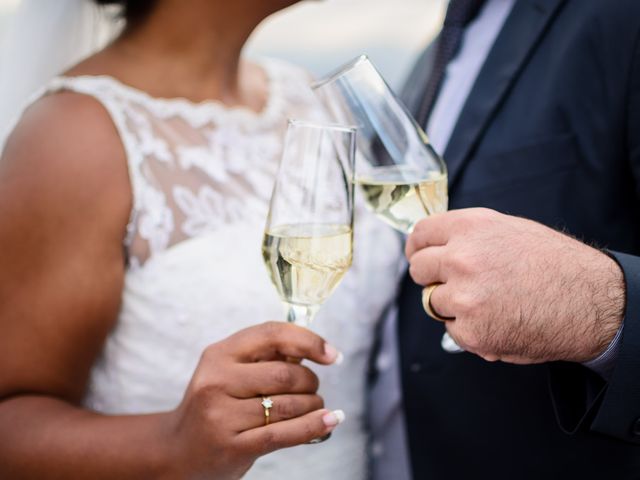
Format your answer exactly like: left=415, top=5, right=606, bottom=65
left=285, top=303, right=319, bottom=328
left=284, top=302, right=333, bottom=444
left=441, top=331, right=465, bottom=353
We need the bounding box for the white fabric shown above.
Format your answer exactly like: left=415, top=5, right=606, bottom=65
left=0, top=0, right=120, bottom=150
left=371, top=1, right=516, bottom=479
left=40, top=58, right=403, bottom=480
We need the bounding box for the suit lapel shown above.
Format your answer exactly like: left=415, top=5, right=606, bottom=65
left=444, top=0, right=566, bottom=190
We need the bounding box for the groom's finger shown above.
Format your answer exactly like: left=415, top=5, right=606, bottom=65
left=405, top=212, right=453, bottom=258
left=224, top=322, right=339, bottom=365
left=407, top=208, right=495, bottom=259
left=427, top=281, right=456, bottom=320
left=408, top=245, right=447, bottom=286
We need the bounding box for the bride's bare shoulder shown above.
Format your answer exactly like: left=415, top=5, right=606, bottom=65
left=1, top=89, right=131, bottom=231
left=4, top=89, right=125, bottom=175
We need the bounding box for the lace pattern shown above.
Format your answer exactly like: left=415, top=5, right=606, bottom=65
left=46, top=59, right=324, bottom=266
left=39, top=58, right=404, bottom=480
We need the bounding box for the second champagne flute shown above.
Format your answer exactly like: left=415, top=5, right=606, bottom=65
left=262, top=120, right=356, bottom=328
left=313, top=55, right=462, bottom=353
left=312, top=55, right=448, bottom=234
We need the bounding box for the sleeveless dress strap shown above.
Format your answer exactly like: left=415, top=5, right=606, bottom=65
left=43, top=76, right=144, bottom=254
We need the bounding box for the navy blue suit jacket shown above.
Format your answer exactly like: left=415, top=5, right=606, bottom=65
left=398, top=0, right=640, bottom=478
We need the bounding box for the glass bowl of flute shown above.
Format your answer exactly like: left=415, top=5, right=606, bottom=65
left=312, top=55, right=462, bottom=354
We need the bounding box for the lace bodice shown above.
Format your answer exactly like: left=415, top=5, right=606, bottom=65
left=44, top=58, right=403, bottom=480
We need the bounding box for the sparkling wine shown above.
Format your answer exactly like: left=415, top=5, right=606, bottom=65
left=262, top=224, right=353, bottom=314
left=357, top=165, right=448, bottom=234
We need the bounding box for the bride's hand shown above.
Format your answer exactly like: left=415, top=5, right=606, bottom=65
left=163, top=321, right=343, bottom=479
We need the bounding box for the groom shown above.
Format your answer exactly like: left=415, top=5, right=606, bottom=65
left=371, top=0, right=640, bottom=478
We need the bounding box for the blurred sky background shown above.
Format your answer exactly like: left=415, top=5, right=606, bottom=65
left=0, top=0, right=445, bottom=90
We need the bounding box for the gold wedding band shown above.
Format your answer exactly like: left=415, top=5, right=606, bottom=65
left=261, top=397, right=274, bottom=426
left=422, top=283, right=455, bottom=322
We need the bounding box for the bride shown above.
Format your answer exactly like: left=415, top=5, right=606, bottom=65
left=0, top=0, right=401, bottom=478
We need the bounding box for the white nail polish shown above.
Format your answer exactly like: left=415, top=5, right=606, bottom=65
left=335, top=351, right=345, bottom=366
left=322, top=409, right=346, bottom=428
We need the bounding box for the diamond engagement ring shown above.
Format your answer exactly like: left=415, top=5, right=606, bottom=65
left=261, top=397, right=274, bottom=426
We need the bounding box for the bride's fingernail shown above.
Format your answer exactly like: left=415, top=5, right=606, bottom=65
left=322, top=409, right=346, bottom=428
left=324, top=343, right=342, bottom=364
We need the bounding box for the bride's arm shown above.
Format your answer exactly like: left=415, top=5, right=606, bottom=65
left=0, top=94, right=341, bottom=479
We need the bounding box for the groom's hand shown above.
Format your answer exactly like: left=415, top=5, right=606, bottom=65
left=405, top=208, right=625, bottom=364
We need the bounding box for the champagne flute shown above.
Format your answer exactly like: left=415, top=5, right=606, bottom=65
left=263, top=119, right=356, bottom=328
left=312, top=55, right=462, bottom=353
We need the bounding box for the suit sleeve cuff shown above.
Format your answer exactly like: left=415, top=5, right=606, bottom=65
left=588, top=251, right=640, bottom=443
left=548, top=251, right=640, bottom=444
left=583, top=322, right=624, bottom=379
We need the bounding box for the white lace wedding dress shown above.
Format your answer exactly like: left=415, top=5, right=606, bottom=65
left=42, top=58, right=403, bottom=480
